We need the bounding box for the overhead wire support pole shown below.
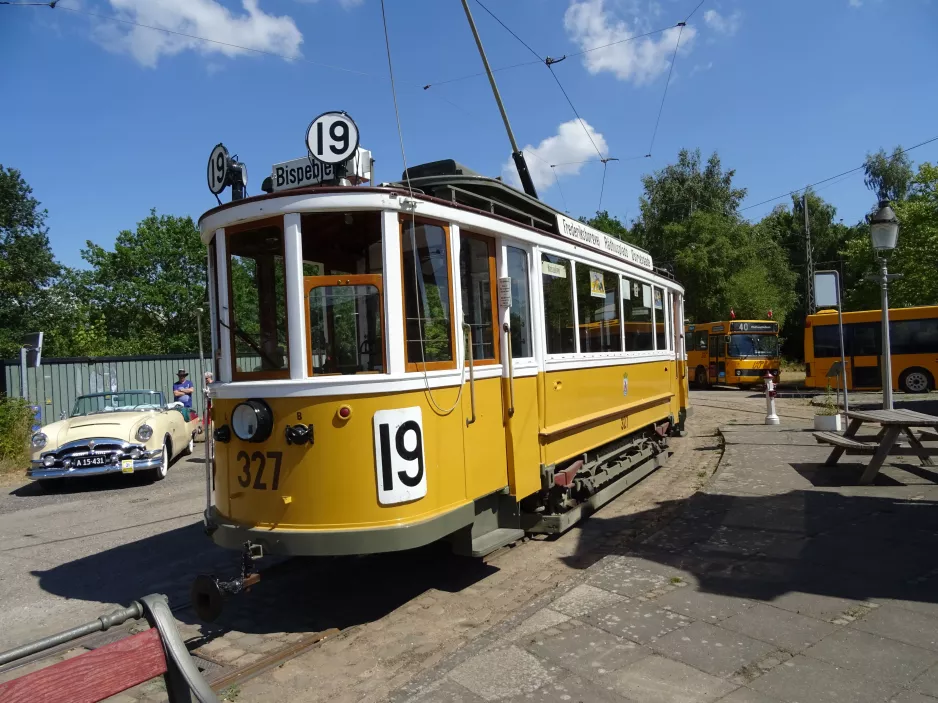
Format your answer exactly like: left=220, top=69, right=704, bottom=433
left=460, top=0, right=538, bottom=198
left=804, top=191, right=816, bottom=315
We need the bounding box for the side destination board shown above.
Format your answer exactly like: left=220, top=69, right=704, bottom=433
left=556, top=214, right=653, bottom=271
left=730, top=322, right=778, bottom=333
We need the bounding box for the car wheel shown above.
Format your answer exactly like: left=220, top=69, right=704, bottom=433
left=900, top=368, right=933, bottom=394
left=695, top=367, right=708, bottom=387
left=154, top=442, right=170, bottom=481
left=184, top=434, right=195, bottom=456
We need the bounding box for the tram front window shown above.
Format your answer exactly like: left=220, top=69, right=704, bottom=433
left=227, top=223, right=289, bottom=376
left=309, top=285, right=383, bottom=374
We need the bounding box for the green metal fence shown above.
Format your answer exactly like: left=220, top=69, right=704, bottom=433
left=1, top=354, right=214, bottom=428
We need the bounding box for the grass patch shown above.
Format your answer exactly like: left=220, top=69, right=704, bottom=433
left=0, top=397, right=33, bottom=478
left=220, top=684, right=241, bottom=701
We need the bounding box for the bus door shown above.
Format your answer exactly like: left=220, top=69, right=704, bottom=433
left=850, top=322, right=881, bottom=389
left=459, top=231, right=510, bottom=499
left=708, top=333, right=725, bottom=384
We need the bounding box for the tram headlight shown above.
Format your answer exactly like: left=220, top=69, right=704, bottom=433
left=31, top=433, right=47, bottom=450
left=232, top=400, right=274, bottom=443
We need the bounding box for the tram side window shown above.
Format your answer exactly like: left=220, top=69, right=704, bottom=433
left=227, top=225, right=289, bottom=376
left=541, top=254, right=575, bottom=354
left=622, top=278, right=654, bottom=351
left=506, top=246, right=533, bottom=358
left=654, top=287, right=668, bottom=350
left=460, top=233, right=497, bottom=362
left=576, top=266, right=621, bottom=353
left=402, top=220, right=454, bottom=368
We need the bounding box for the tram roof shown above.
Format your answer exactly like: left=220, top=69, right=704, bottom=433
left=199, top=159, right=668, bottom=280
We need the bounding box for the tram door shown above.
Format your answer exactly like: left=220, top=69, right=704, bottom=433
left=459, top=232, right=510, bottom=499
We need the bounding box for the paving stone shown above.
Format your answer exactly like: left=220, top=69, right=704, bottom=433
left=549, top=584, right=626, bottom=618
left=448, top=645, right=551, bottom=701
left=719, top=603, right=837, bottom=653
left=655, top=587, right=755, bottom=623
left=525, top=623, right=650, bottom=678
left=101, top=694, right=139, bottom=703
left=585, top=560, right=672, bottom=597
left=852, top=606, right=938, bottom=652
left=502, top=671, right=623, bottom=703
left=766, top=587, right=871, bottom=623
left=234, top=634, right=265, bottom=648
left=586, top=599, right=691, bottom=645
left=912, top=662, right=938, bottom=698
left=715, top=688, right=785, bottom=702
left=508, top=608, right=571, bottom=642
left=232, top=652, right=264, bottom=667
left=601, top=654, right=737, bottom=703
left=653, top=621, right=777, bottom=679
left=804, top=627, right=938, bottom=685
left=208, top=646, right=246, bottom=664
left=750, top=654, right=902, bottom=703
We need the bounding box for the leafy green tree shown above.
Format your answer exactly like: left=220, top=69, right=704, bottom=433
left=77, top=210, right=206, bottom=354
left=583, top=210, right=635, bottom=244
left=0, top=166, right=62, bottom=358
left=864, top=146, right=914, bottom=204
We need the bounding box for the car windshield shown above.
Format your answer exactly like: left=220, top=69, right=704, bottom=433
left=71, top=392, right=165, bottom=417
left=727, top=334, right=779, bottom=358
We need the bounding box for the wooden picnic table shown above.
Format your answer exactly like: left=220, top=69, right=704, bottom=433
left=814, top=408, right=938, bottom=484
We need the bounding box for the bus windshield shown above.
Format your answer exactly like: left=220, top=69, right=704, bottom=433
left=728, top=334, right=778, bottom=358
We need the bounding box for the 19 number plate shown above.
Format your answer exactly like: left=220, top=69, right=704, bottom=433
left=373, top=407, right=427, bottom=505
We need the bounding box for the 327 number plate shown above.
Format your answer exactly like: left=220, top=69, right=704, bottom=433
left=236, top=451, right=283, bottom=490
left=373, top=407, right=427, bottom=505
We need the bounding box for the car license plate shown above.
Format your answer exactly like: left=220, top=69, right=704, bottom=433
left=75, top=456, right=107, bottom=468
left=121, top=459, right=134, bottom=474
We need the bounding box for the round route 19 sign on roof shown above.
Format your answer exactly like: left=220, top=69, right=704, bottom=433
left=207, top=143, right=230, bottom=195
left=306, top=111, right=360, bottom=165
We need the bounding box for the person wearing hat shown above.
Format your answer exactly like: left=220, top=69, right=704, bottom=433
left=173, top=369, right=194, bottom=408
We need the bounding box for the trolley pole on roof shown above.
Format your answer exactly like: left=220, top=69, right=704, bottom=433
left=459, top=0, right=539, bottom=200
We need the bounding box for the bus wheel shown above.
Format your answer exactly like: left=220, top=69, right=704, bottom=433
left=899, top=368, right=933, bottom=394
left=695, top=367, right=708, bottom=387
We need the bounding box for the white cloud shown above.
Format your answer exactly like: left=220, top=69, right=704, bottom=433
left=690, top=61, right=713, bottom=76
left=849, top=0, right=862, bottom=6
left=502, top=119, right=609, bottom=192
left=563, top=0, right=696, bottom=85
left=703, top=9, right=741, bottom=35
left=94, top=0, right=303, bottom=68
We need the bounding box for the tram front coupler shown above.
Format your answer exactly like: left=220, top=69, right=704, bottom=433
left=191, top=541, right=263, bottom=622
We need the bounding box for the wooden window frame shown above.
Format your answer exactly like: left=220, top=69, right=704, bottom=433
left=459, top=231, right=501, bottom=367
left=226, top=217, right=291, bottom=382
left=399, top=215, right=458, bottom=372
left=302, top=274, right=386, bottom=377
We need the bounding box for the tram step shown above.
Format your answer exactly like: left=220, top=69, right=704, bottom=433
left=469, top=528, right=525, bottom=558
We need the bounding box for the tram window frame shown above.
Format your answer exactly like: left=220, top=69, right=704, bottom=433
left=209, top=239, right=221, bottom=367
left=400, top=216, right=457, bottom=372
left=575, top=264, right=622, bottom=354
left=505, top=245, right=534, bottom=359
left=653, top=286, right=669, bottom=351
left=459, top=231, right=500, bottom=366
left=622, top=277, right=655, bottom=352
left=225, top=217, right=291, bottom=381
left=541, top=253, right=576, bottom=356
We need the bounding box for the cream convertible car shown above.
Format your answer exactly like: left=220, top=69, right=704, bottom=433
left=29, top=390, right=202, bottom=487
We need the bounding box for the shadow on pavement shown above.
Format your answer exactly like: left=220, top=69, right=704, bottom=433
left=561, top=466, right=938, bottom=609
left=31, top=522, right=496, bottom=636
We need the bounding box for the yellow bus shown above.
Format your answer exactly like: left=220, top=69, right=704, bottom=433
left=804, top=305, right=938, bottom=393
left=685, top=320, right=781, bottom=388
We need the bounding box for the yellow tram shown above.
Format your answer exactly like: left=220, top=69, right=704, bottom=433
left=197, top=136, right=689, bottom=579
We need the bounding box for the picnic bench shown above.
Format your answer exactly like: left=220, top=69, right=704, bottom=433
left=814, top=408, right=938, bottom=484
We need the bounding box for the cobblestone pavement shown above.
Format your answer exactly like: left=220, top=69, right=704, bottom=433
left=393, top=396, right=938, bottom=703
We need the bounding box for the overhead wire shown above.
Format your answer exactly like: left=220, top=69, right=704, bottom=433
left=739, top=134, right=938, bottom=213
left=647, top=21, right=685, bottom=156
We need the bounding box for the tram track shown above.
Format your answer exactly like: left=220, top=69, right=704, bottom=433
left=690, top=397, right=816, bottom=422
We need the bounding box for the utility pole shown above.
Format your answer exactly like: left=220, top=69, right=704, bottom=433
left=804, top=192, right=816, bottom=315
left=460, top=0, right=538, bottom=199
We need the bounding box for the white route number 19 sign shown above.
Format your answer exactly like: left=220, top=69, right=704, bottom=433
left=306, top=111, right=360, bottom=165
left=373, top=407, right=427, bottom=505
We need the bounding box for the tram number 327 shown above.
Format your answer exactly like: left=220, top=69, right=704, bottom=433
left=236, top=451, right=283, bottom=491
left=373, top=407, right=427, bottom=505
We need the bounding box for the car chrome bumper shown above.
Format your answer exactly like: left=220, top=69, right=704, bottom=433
left=28, top=449, right=163, bottom=480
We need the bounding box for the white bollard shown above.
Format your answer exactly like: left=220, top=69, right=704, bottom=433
left=764, top=372, right=780, bottom=425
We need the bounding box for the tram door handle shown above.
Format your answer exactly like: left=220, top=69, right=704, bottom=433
left=503, top=322, right=515, bottom=418
left=464, top=323, right=477, bottom=427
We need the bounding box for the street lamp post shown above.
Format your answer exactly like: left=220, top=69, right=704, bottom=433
left=869, top=200, right=900, bottom=410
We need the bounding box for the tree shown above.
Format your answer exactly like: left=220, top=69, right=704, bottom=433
left=863, top=147, right=914, bottom=204
left=0, top=166, right=62, bottom=358
left=583, top=210, right=636, bottom=244
left=632, top=148, right=747, bottom=264
left=77, top=210, right=207, bottom=354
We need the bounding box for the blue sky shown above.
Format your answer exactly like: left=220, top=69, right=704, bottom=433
left=2, top=0, right=937, bottom=268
